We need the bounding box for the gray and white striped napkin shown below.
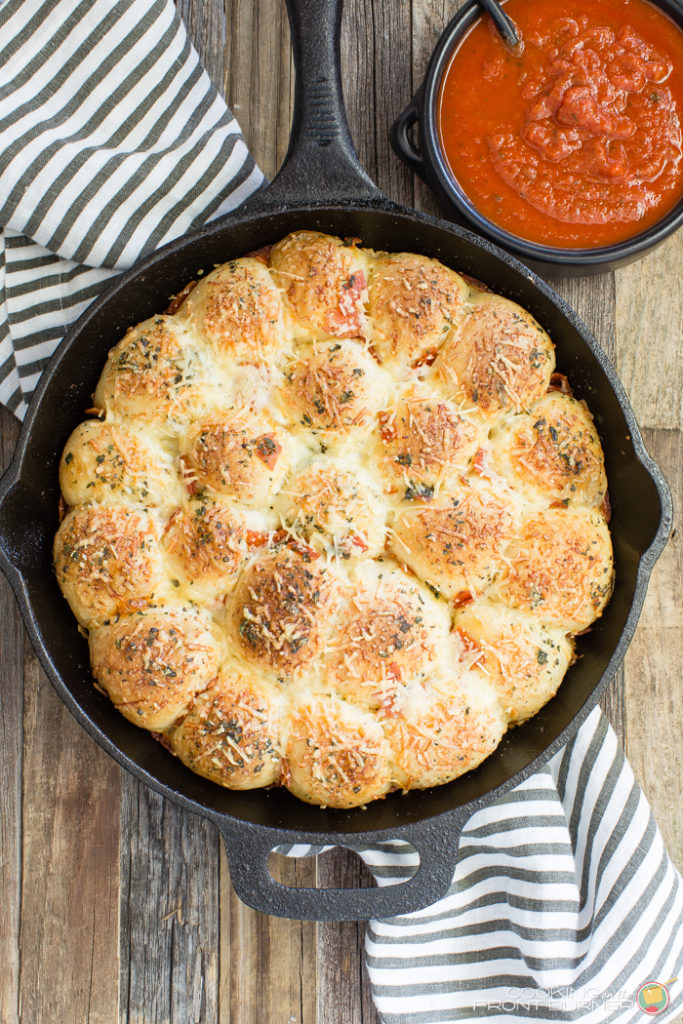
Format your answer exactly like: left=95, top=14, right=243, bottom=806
left=0, top=0, right=263, bottom=418
left=285, top=708, right=683, bottom=1024
left=1, top=2, right=681, bottom=1022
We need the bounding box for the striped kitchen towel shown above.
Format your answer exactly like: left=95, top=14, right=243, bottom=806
left=1, top=3, right=681, bottom=1024
left=0, top=0, right=263, bottom=419
left=285, top=708, right=683, bottom=1024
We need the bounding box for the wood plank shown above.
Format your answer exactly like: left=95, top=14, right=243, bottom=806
left=18, top=643, right=120, bottom=1024
left=223, top=0, right=293, bottom=181
left=316, top=850, right=377, bottom=1024
left=119, top=781, right=220, bottom=1024
left=219, top=848, right=317, bottom=1024
left=614, top=234, right=682, bottom=870
left=411, top=0, right=459, bottom=221
left=0, top=406, right=22, bottom=1024
left=176, top=0, right=227, bottom=89
left=340, top=0, right=413, bottom=204
left=615, top=232, right=683, bottom=431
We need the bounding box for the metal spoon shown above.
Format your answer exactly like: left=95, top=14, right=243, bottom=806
left=479, top=0, right=523, bottom=51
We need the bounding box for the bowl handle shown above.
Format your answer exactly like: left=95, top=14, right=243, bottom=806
left=390, top=98, right=426, bottom=180
left=218, top=812, right=468, bottom=921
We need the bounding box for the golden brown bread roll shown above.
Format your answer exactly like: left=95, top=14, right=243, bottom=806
left=168, top=668, right=283, bottom=788
left=367, top=252, right=468, bottom=369
left=390, top=481, right=515, bottom=600
left=372, top=382, right=484, bottom=498
left=59, top=420, right=179, bottom=510
left=54, top=230, right=613, bottom=808
left=452, top=602, right=575, bottom=723
left=178, top=409, right=291, bottom=506
left=54, top=504, right=166, bottom=628
left=180, top=257, right=287, bottom=364
left=89, top=606, right=221, bottom=730
left=228, top=545, right=340, bottom=676
left=495, top=506, right=613, bottom=630
left=279, top=338, right=387, bottom=436
left=270, top=230, right=369, bottom=339
left=324, top=560, right=450, bottom=709
left=273, top=458, right=386, bottom=558
left=489, top=390, right=608, bottom=507
left=432, top=292, right=555, bottom=416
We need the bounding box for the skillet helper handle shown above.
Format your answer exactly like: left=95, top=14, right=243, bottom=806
left=0, top=468, right=27, bottom=594
left=390, top=98, right=426, bottom=180
left=252, top=0, right=382, bottom=210
left=218, top=815, right=466, bottom=921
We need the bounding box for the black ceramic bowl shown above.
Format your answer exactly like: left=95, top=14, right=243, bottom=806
left=391, top=0, right=683, bottom=276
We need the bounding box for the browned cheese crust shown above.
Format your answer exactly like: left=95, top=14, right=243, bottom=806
left=373, top=383, right=484, bottom=497
left=280, top=339, right=384, bottom=434
left=391, top=483, right=514, bottom=600
left=367, top=253, right=468, bottom=368
left=270, top=231, right=368, bottom=339
left=168, top=671, right=282, bottom=788
left=54, top=505, right=165, bottom=627
left=274, top=460, right=385, bottom=558
left=54, top=230, right=613, bottom=808
left=489, top=391, right=608, bottom=507
left=162, top=499, right=248, bottom=600
left=285, top=698, right=392, bottom=808
left=229, top=546, right=340, bottom=675
left=496, top=507, right=613, bottom=630
left=324, top=562, right=449, bottom=710
left=432, top=293, right=555, bottom=416
left=179, top=410, right=289, bottom=505
left=181, top=257, right=286, bottom=363
left=89, top=607, right=221, bottom=730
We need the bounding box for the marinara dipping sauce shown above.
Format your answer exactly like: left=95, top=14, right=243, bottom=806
left=438, top=0, right=683, bottom=248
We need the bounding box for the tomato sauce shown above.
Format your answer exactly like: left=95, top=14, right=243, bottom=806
left=438, top=0, right=683, bottom=248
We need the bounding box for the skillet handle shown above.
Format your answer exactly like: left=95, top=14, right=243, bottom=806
left=0, top=468, right=27, bottom=595
left=247, top=0, right=384, bottom=212
left=218, top=813, right=467, bottom=921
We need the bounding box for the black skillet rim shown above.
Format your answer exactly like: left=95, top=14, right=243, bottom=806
left=0, top=196, right=673, bottom=844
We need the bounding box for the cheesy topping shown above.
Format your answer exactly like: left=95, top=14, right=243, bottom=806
left=54, top=230, right=613, bottom=809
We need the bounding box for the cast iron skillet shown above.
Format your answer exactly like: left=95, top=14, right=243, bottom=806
left=0, top=0, right=673, bottom=921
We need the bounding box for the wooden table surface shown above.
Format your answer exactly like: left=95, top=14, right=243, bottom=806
left=1, top=2, right=681, bottom=1022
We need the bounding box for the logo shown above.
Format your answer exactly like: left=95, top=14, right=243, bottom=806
left=637, top=979, right=677, bottom=1015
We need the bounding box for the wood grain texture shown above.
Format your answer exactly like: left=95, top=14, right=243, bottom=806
left=219, top=850, right=316, bottom=1024
left=223, top=0, right=293, bottom=181
left=18, top=643, right=120, bottom=1024
left=316, top=850, right=377, bottom=1024
left=176, top=0, right=226, bottom=87
left=615, top=233, right=683, bottom=431
left=119, top=781, right=220, bottom=1024
left=0, top=406, right=22, bottom=1024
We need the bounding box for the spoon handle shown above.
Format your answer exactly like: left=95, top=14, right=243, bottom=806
left=479, top=0, right=523, bottom=50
